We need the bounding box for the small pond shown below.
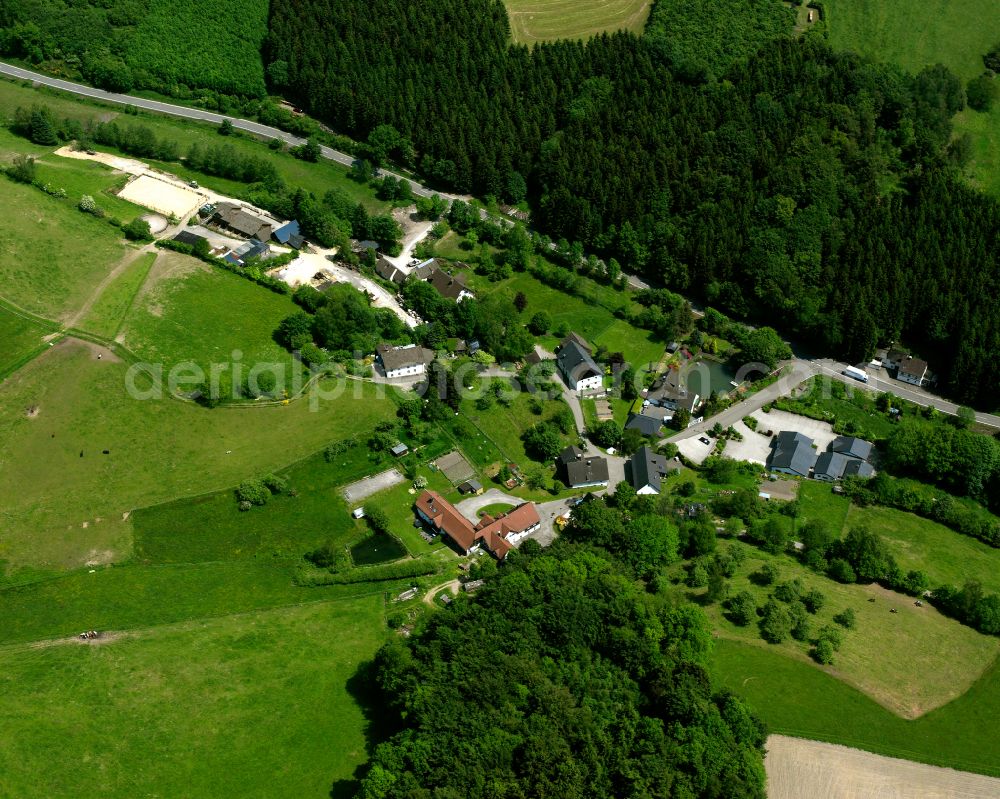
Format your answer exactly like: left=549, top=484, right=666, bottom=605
left=688, top=359, right=737, bottom=398
left=350, top=531, right=407, bottom=566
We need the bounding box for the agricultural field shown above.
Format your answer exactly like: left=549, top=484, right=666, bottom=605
left=118, top=252, right=304, bottom=377
left=0, top=597, right=385, bottom=798
left=694, top=544, right=997, bottom=718
left=822, top=0, right=1000, bottom=197
left=504, top=0, right=651, bottom=43
left=712, top=639, right=1000, bottom=776
left=0, top=341, right=396, bottom=570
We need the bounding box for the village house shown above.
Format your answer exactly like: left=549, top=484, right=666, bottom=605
left=897, top=356, right=929, bottom=387
left=375, top=257, right=407, bottom=285
left=768, top=431, right=817, bottom=478
left=427, top=265, right=475, bottom=302
left=376, top=343, right=436, bottom=378
left=414, top=490, right=540, bottom=559
left=644, top=368, right=701, bottom=415
left=272, top=219, right=305, bottom=249
left=557, top=446, right=610, bottom=489
left=556, top=333, right=603, bottom=393
left=628, top=445, right=676, bottom=495
left=625, top=406, right=672, bottom=437
left=213, top=202, right=274, bottom=240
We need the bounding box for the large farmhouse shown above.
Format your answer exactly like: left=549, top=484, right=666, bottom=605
left=557, top=446, right=609, bottom=489
left=415, top=490, right=540, bottom=559
left=376, top=343, right=435, bottom=378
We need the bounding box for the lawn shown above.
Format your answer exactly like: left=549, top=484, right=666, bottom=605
left=694, top=544, right=998, bottom=718
left=0, top=341, right=396, bottom=570
left=712, top=639, right=1000, bottom=776
left=118, top=251, right=305, bottom=377
left=775, top=377, right=897, bottom=441
left=0, top=175, right=131, bottom=322
left=822, top=0, right=1000, bottom=198
left=132, top=443, right=401, bottom=564
left=34, top=154, right=147, bottom=221
left=0, top=597, right=387, bottom=798
left=0, top=303, right=56, bottom=380
left=363, top=465, right=454, bottom=556
left=504, top=0, right=651, bottom=43
left=846, top=505, right=1000, bottom=595
left=76, top=251, right=157, bottom=340
left=796, top=479, right=852, bottom=534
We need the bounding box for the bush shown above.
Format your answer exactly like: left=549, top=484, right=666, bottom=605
left=833, top=608, right=857, bottom=629
left=263, top=474, right=287, bottom=494
left=827, top=557, right=856, bottom=583
left=751, top=562, right=780, bottom=586
left=725, top=590, right=757, bottom=626
left=817, top=625, right=844, bottom=650
left=802, top=588, right=825, bottom=614
left=297, top=558, right=440, bottom=585
left=967, top=75, right=998, bottom=112
left=773, top=579, right=803, bottom=603
left=364, top=503, right=391, bottom=533
left=758, top=599, right=792, bottom=643
left=811, top=638, right=835, bottom=664
left=235, top=479, right=269, bottom=507
left=122, top=217, right=153, bottom=242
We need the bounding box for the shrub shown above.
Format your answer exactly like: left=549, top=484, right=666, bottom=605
left=811, top=638, right=835, bottom=664
left=773, top=579, right=803, bottom=603
left=364, top=503, right=391, bottom=534
left=262, top=474, right=287, bottom=494
left=817, top=625, right=844, bottom=650
left=802, top=588, right=825, bottom=614
left=833, top=608, right=857, bottom=629
left=235, top=479, right=269, bottom=507
left=751, top=562, right=780, bottom=586
left=686, top=562, right=708, bottom=588
left=827, top=557, right=856, bottom=583
left=758, top=599, right=792, bottom=643
left=122, top=217, right=153, bottom=242
left=967, top=75, right=997, bottom=112
left=725, top=590, right=757, bottom=626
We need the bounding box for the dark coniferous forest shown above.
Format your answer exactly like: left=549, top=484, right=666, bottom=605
left=265, top=0, right=1000, bottom=406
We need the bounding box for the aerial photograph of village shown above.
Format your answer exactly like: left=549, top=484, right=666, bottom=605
left=0, top=0, right=999, bottom=796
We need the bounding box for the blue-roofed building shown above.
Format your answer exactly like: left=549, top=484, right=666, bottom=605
left=272, top=220, right=301, bottom=245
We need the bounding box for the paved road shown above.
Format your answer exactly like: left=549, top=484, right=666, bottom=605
left=0, top=61, right=449, bottom=200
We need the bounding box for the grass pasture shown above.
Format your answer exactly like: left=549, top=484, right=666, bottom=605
left=35, top=155, right=146, bottom=221
left=0, top=176, right=130, bottom=321
left=0, top=597, right=386, bottom=798
left=76, top=251, right=157, bottom=340
left=0, top=341, right=395, bottom=570
left=504, top=0, right=652, bottom=43
left=118, top=251, right=304, bottom=377
left=0, top=303, right=56, bottom=380
left=846, top=505, right=1000, bottom=595
left=712, top=639, right=1000, bottom=776
left=696, top=545, right=998, bottom=718
left=822, top=0, right=1000, bottom=198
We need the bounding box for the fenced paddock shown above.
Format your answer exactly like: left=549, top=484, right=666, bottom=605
left=118, top=174, right=201, bottom=219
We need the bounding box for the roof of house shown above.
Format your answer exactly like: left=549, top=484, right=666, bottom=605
left=415, top=490, right=537, bottom=559
left=560, top=332, right=592, bottom=353
left=524, top=350, right=543, bottom=366
left=770, top=431, right=816, bottom=476
left=377, top=343, right=435, bottom=372
left=625, top=411, right=666, bottom=437
left=272, top=220, right=300, bottom=244
left=375, top=257, right=406, bottom=284
left=390, top=443, right=409, bottom=456
left=630, top=445, right=672, bottom=492
left=410, top=259, right=435, bottom=280
left=557, top=340, right=602, bottom=384
left=562, top=453, right=610, bottom=487
left=646, top=370, right=700, bottom=413
left=416, top=490, right=478, bottom=551
left=428, top=266, right=472, bottom=301
left=286, top=233, right=306, bottom=250
left=831, top=436, right=873, bottom=461
left=814, top=451, right=851, bottom=480
left=898, top=356, right=928, bottom=379
left=233, top=238, right=269, bottom=260
left=458, top=479, right=483, bottom=494
left=218, top=204, right=272, bottom=239
left=886, top=348, right=909, bottom=363
left=172, top=230, right=207, bottom=247
left=843, top=459, right=875, bottom=478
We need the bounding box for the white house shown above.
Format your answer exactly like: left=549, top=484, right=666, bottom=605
left=377, top=343, right=435, bottom=378
left=897, top=356, right=928, bottom=386
left=556, top=337, right=603, bottom=393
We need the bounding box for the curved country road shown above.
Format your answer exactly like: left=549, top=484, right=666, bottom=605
left=0, top=61, right=449, bottom=199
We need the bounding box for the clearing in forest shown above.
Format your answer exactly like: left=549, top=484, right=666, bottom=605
left=504, top=0, right=651, bottom=43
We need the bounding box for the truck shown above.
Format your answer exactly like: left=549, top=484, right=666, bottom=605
left=842, top=365, right=869, bottom=383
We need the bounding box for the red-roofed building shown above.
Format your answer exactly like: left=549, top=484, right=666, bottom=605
left=414, top=490, right=539, bottom=559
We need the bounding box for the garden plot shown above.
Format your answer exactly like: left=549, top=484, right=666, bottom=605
left=119, top=174, right=201, bottom=219
left=434, top=450, right=476, bottom=484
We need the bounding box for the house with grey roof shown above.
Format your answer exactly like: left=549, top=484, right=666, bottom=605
left=557, top=338, right=603, bottom=393
left=376, top=343, right=436, bottom=378
left=897, top=356, right=929, bottom=386
left=427, top=265, right=474, bottom=302
left=560, top=332, right=592, bottom=354
left=375, top=257, right=406, bottom=285
left=214, top=203, right=273, bottom=240
left=814, top=451, right=852, bottom=482
left=625, top=408, right=670, bottom=437
left=558, top=446, right=610, bottom=488
left=645, top=369, right=700, bottom=414
left=628, top=445, right=676, bottom=495
left=832, top=436, right=873, bottom=461
left=769, top=431, right=817, bottom=477
left=843, top=459, right=875, bottom=478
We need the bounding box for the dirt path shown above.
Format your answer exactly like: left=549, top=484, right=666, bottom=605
left=65, top=245, right=158, bottom=330
left=765, top=735, right=1000, bottom=798
left=424, top=579, right=461, bottom=605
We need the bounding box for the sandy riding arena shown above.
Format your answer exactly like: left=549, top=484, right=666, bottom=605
left=765, top=735, right=1000, bottom=799
left=119, top=174, right=201, bottom=218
